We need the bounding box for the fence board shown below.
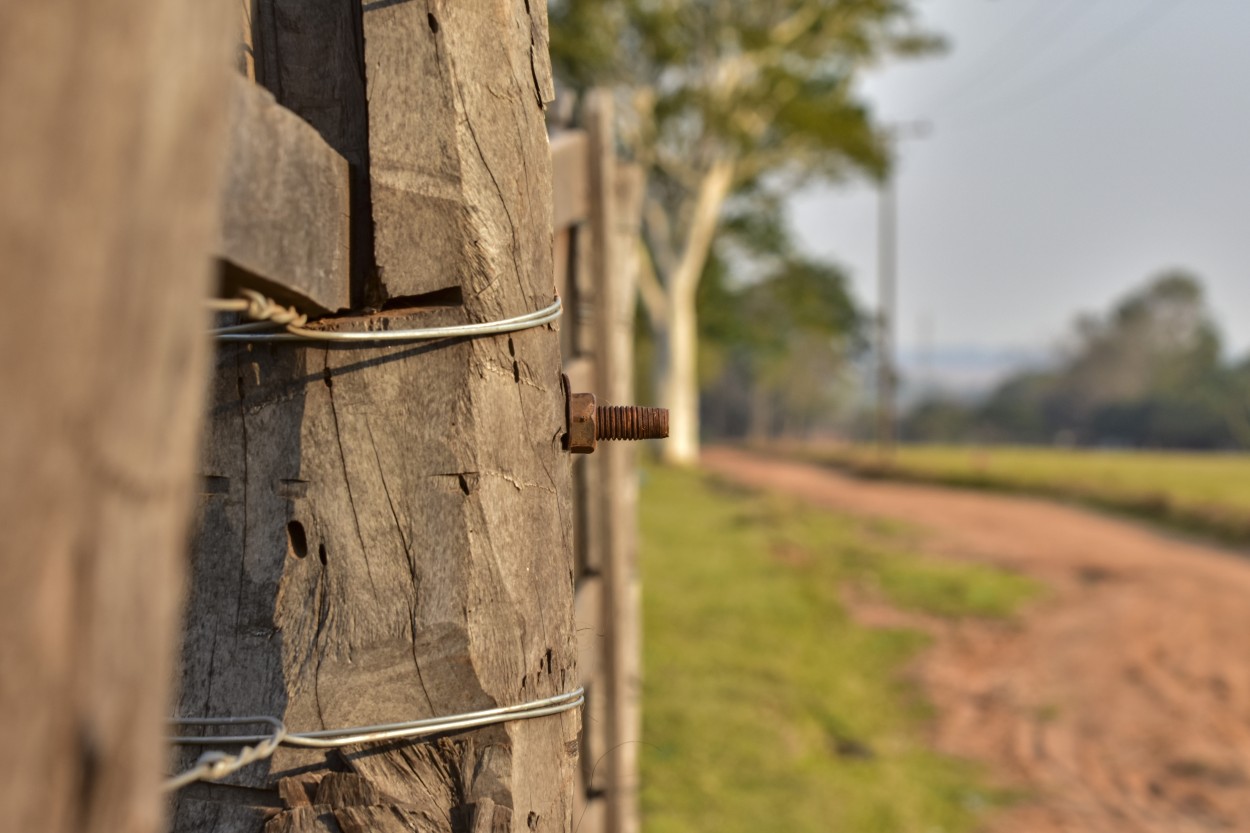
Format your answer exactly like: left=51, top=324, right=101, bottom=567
left=250, top=0, right=372, bottom=306
left=217, top=77, right=351, bottom=314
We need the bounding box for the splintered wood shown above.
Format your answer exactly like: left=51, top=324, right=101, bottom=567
left=173, top=2, right=576, bottom=832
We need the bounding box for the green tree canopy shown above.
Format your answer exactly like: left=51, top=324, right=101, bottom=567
left=550, top=0, right=944, bottom=462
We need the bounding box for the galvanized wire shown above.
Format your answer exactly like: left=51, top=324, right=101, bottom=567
left=209, top=288, right=309, bottom=333
left=164, top=716, right=286, bottom=792
left=208, top=291, right=561, bottom=343
left=166, top=688, right=584, bottom=790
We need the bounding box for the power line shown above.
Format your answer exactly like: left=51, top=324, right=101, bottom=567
left=950, top=0, right=1178, bottom=129
left=931, top=0, right=1103, bottom=116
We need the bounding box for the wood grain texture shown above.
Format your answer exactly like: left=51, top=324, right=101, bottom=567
left=218, top=76, right=351, bottom=314
left=0, top=1, right=231, bottom=831
left=174, top=319, right=577, bottom=833
left=362, top=1, right=557, bottom=305
left=173, top=1, right=576, bottom=831
left=250, top=0, right=374, bottom=307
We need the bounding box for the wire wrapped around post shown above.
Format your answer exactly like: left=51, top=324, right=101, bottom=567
left=208, top=291, right=562, bottom=344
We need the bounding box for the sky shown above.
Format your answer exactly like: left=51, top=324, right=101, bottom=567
left=790, top=0, right=1250, bottom=391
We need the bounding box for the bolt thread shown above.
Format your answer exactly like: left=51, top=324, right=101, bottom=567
left=596, top=405, right=669, bottom=441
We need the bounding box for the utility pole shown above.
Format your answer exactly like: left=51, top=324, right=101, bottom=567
left=875, top=121, right=930, bottom=456
left=876, top=174, right=897, bottom=455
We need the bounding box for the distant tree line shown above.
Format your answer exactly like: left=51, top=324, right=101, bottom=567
left=905, top=272, right=1250, bottom=450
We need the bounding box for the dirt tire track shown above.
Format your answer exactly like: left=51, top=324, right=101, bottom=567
left=704, top=447, right=1250, bottom=833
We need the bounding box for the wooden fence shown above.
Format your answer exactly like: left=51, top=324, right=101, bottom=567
left=1, top=2, right=648, bottom=832
left=176, top=8, right=650, bottom=832
left=550, top=96, right=645, bottom=833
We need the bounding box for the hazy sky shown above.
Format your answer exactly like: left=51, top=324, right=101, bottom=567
left=790, top=0, right=1250, bottom=363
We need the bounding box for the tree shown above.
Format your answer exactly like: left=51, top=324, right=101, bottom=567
left=551, top=0, right=942, bottom=463
left=1043, top=271, right=1221, bottom=443
left=698, top=223, right=863, bottom=440
left=1218, top=357, right=1250, bottom=448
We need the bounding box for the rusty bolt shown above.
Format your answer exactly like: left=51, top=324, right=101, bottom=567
left=562, top=375, right=669, bottom=454
left=597, top=404, right=670, bottom=441
left=567, top=391, right=599, bottom=453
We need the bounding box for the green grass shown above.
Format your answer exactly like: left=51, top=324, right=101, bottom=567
left=777, top=443, right=1250, bottom=544
left=639, top=465, right=1038, bottom=833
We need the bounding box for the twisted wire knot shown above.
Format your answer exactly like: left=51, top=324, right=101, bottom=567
left=238, top=288, right=308, bottom=328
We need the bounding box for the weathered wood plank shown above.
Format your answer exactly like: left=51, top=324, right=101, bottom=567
left=173, top=2, right=577, bottom=832
left=586, top=92, right=644, bottom=833
left=217, top=76, right=351, bottom=314
left=603, top=161, right=646, bottom=833
left=551, top=130, right=590, bottom=230
left=249, top=0, right=373, bottom=306
left=0, top=1, right=231, bottom=832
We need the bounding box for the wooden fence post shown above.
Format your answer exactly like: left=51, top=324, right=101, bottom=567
left=557, top=90, right=647, bottom=833
left=606, top=162, right=646, bottom=833
left=172, top=2, right=577, bottom=832
left=0, top=1, right=231, bottom=832
left=586, top=93, right=645, bottom=833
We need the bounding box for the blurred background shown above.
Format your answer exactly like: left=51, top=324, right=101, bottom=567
left=549, top=2, right=1250, bottom=831
left=556, top=0, right=1250, bottom=452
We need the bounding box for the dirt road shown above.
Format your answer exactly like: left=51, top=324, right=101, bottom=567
left=703, top=447, right=1250, bottom=833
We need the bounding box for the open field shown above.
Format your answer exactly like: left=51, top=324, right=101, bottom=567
left=637, top=464, right=1037, bottom=833
left=766, top=442, right=1250, bottom=544
left=703, top=447, right=1250, bottom=833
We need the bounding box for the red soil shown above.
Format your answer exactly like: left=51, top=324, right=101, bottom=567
left=704, top=447, right=1250, bottom=833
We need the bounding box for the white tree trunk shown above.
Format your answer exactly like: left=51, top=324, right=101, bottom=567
left=655, top=159, right=734, bottom=466
left=660, top=287, right=700, bottom=463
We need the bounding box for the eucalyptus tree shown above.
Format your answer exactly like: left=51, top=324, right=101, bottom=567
left=552, top=0, right=942, bottom=463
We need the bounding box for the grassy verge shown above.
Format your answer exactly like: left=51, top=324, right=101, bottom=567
left=639, top=464, right=1038, bottom=833
left=768, top=443, right=1250, bottom=546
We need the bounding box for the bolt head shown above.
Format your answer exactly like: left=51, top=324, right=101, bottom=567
left=567, top=392, right=597, bottom=454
